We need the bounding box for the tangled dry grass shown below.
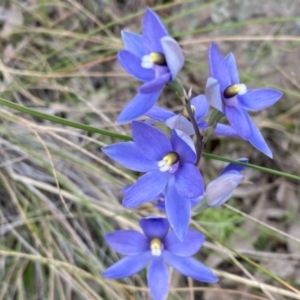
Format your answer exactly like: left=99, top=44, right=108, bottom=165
left=0, top=0, right=299, bottom=299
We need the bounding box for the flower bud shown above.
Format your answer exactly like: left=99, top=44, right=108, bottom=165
left=181, top=105, right=195, bottom=120
left=206, top=171, right=244, bottom=207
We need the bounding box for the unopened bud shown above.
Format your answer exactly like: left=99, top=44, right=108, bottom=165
left=182, top=105, right=195, bottom=120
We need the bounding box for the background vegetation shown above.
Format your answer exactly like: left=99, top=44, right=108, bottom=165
left=0, top=0, right=299, bottom=299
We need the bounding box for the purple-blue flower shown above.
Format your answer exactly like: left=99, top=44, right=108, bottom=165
left=117, top=7, right=184, bottom=123
left=103, top=217, right=218, bottom=300
left=146, top=94, right=238, bottom=137
left=205, top=158, right=247, bottom=207
left=205, top=43, right=282, bottom=158
left=102, top=121, right=204, bottom=240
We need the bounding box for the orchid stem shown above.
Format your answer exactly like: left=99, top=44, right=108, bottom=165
left=185, top=101, right=203, bottom=166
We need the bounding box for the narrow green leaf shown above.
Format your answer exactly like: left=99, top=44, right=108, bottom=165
left=0, top=97, right=299, bottom=181
left=202, top=153, right=300, bottom=181
left=0, top=97, right=131, bottom=141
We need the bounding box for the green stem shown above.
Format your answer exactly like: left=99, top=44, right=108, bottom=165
left=185, top=101, right=203, bottom=166
left=0, top=97, right=131, bottom=141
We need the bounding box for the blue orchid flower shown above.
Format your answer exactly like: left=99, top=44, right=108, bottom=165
left=205, top=158, right=247, bottom=207
left=146, top=94, right=238, bottom=137
left=102, top=121, right=204, bottom=240
left=103, top=217, right=218, bottom=300
left=117, top=7, right=184, bottom=123
left=205, top=43, right=282, bottom=158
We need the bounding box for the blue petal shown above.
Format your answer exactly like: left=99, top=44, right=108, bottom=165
left=206, top=171, right=244, bottom=207
left=121, top=30, right=144, bottom=58
left=145, top=106, right=175, bottom=121
left=164, top=229, right=205, bottom=256
left=154, top=65, right=169, bottom=77
left=102, top=142, right=157, bottom=172
left=155, top=201, right=166, bottom=212
left=120, top=185, right=164, bottom=202
left=214, top=124, right=239, bottom=137
left=161, top=36, right=185, bottom=80
left=123, top=171, right=171, bottom=208
left=197, top=120, right=208, bottom=131
left=165, top=180, right=191, bottom=241
left=224, top=53, right=240, bottom=83
left=132, top=121, right=172, bottom=160
left=191, top=94, right=209, bottom=120
left=175, top=164, right=204, bottom=198
left=140, top=217, right=169, bottom=240
left=208, top=43, right=231, bottom=92
left=171, top=130, right=196, bottom=163
left=205, top=77, right=224, bottom=112
left=147, top=258, right=169, bottom=300
left=191, top=195, right=204, bottom=207
left=166, top=115, right=194, bottom=136
left=105, top=230, right=149, bottom=255
left=138, top=73, right=171, bottom=94
left=163, top=251, right=218, bottom=283
left=238, top=89, right=283, bottom=111
left=142, top=7, right=168, bottom=53
left=225, top=106, right=251, bottom=139
left=220, top=158, right=248, bottom=175
left=103, top=252, right=152, bottom=279
left=120, top=185, right=131, bottom=195
left=117, top=90, right=162, bottom=124
left=244, top=113, right=273, bottom=158
left=118, top=50, right=154, bottom=82
left=174, top=129, right=196, bottom=152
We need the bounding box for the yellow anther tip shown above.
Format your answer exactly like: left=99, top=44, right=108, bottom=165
left=163, top=152, right=179, bottom=166
left=150, top=238, right=162, bottom=249
left=149, top=52, right=167, bottom=66
left=224, top=84, right=240, bottom=98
